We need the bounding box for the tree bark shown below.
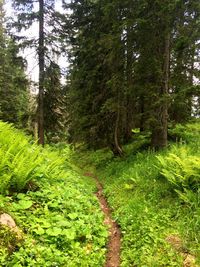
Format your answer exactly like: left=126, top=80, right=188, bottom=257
left=151, top=33, right=170, bottom=149
left=114, top=104, right=123, bottom=157
left=188, top=47, right=195, bottom=117
left=124, top=25, right=134, bottom=143
left=38, top=0, right=45, bottom=146
left=139, top=96, right=145, bottom=132
left=162, top=32, right=170, bottom=146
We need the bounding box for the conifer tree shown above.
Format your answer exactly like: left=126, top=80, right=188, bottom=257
left=170, top=0, right=200, bottom=122
left=63, top=0, right=200, bottom=153
left=44, top=61, right=66, bottom=142
left=12, top=0, right=59, bottom=145
left=0, top=0, right=29, bottom=127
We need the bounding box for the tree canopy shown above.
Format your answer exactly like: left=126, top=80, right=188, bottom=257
left=0, top=0, right=199, bottom=151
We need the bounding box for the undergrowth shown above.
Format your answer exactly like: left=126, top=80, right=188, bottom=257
left=72, top=121, right=200, bottom=266
left=1, top=120, right=199, bottom=266
left=0, top=121, right=107, bottom=266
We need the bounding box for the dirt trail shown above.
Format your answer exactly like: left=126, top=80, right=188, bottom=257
left=84, top=173, right=121, bottom=267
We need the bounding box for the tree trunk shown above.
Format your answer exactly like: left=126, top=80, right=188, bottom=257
left=151, top=33, right=170, bottom=149
left=124, top=25, right=134, bottom=143
left=139, top=96, right=145, bottom=132
left=111, top=86, right=123, bottom=157
left=38, top=0, right=45, bottom=146
left=188, top=47, right=195, bottom=117
left=113, top=105, right=123, bottom=157
left=124, top=97, right=133, bottom=143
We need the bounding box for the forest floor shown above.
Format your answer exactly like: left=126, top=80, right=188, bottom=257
left=0, top=121, right=108, bottom=266
left=71, top=121, right=200, bottom=266
left=85, top=172, right=121, bottom=267
left=0, top=121, right=200, bottom=266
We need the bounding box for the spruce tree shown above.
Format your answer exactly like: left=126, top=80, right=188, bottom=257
left=12, top=0, right=60, bottom=145
left=44, top=61, right=66, bottom=142
left=170, top=0, right=200, bottom=122
left=0, top=1, right=29, bottom=127
left=63, top=0, right=200, bottom=153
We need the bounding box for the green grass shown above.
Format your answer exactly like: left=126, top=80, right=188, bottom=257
left=0, top=121, right=108, bottom=266
left=0, top=120, right=199, bottom=266
left=72, top=121, right=200, bottom=266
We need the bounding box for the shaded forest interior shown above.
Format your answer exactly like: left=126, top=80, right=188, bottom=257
left=0, top=0, right=199, bottom=153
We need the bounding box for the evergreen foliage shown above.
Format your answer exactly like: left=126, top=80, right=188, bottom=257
left=44, top=62, right=67, bottom=142
left=0, top=2, right=29, bottom=128
left=2, top=0, right=199, bottom=151
left=0, top=1, right=199, bottom=265
left=63, top=0, right=200, bottom=152
left=12, top=0, right=61, bottom=145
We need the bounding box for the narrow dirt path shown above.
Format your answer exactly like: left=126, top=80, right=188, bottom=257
left=84, top=173, right=121, bottom=267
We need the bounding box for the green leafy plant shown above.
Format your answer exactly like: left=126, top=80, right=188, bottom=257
left=168, top=121, right=200, bottom=144
left=72, top=122, right=200, bottom=266
left=0, top=121, right=67, bottom=194
left=0, top=121, right=108, bottom=266
left=0, top=122, right=42, bottom=193
left=156, top=146, right=200, bottom=192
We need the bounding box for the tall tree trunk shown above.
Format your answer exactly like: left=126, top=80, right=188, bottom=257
left=139, top=96, right=145, bottom=132
left=38, top=0, right=45, bottom=145
left=114, top=103, right=123, bottom=156
left=124, top=97, right=134, bottom=142
left=111, top=87, right=123, bottom=157
left=151, top=33, right=170, bottom=149
left=162, top=33, right=170, bottom=146
left=124, top=25, right=134, bottom=142
left=188, top=47, right=195, bottom=117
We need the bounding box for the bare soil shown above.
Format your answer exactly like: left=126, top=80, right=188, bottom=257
left=84, top=173, right=121, bottom=267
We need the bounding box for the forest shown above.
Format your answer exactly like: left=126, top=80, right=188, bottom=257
left=0, top=0, right=200, bottom=266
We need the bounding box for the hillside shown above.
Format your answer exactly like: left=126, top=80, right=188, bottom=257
left=71, top=121, right=200, bottom=266
left=0, top=121, right=199, bottom=266
left=1, top=0, right=200, bottom=266
left=0, top=121, right=107, bottom=266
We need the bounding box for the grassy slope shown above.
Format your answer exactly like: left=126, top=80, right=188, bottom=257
left=0, top=122, right=108, bottom=267
left=72, top=122, right=200, bottom=266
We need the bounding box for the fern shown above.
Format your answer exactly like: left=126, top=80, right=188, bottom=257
left=0, top=121, right=64, bottom=194
left=156, top=145, right=200, bottom=204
